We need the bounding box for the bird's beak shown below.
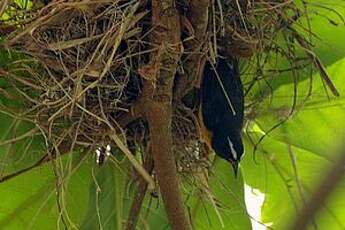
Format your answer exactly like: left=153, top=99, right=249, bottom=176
left=231, top=162, right=239, bottom=178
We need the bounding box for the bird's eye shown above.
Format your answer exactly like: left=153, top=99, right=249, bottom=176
left=227, top=137, right=238, bottom=160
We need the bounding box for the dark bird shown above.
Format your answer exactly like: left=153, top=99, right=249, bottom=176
left=200, top=57, right=244, bottom=176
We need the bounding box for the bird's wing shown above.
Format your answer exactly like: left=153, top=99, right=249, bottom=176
left=201, top=58, right=244, bottom=133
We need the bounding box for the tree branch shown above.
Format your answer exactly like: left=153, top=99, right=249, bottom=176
left=289, top=144, right=345, bottom=230
left=138, top=0, right=192, bottom=229
left=125, top=152, right=154, bottom=230
left=174, top=0, right=209, bottom=99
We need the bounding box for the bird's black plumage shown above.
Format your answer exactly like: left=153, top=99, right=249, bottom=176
left=201, top=57, right=244, bottom=175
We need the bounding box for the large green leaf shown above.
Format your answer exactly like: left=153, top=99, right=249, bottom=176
left=0, top=152, right=94, bottom=229
left=80, top=156, right=170, bottom=230
left=189, top=158, right=252, bottom=230
left=81, top=161, right=131, bottom=229
left=242, top=58, right=345, bottom=229
left=257, top=58, right=345, bottom=157
left=303, top=0, right=345, bottom=66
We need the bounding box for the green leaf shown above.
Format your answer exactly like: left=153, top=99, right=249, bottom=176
left=242, top=58, right=345, bottom=229
left=303, top=0, right=345, bottom=66
left=0, top=152, right=96, bottom=229
left=81, top=159, right=170, bottom=230
left=258, top=58, right=345, bottom=158
left=81, top=162, right=130, bottom=229
left=189, top=158, right=252, bottom=230
left=0, top=163, right=56, bottom=229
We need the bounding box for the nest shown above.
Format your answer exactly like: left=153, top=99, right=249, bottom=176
left=0, top=0, right=323, bottom=175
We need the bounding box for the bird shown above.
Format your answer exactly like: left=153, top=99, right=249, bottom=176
left=199, top=57, right=244, bottom=176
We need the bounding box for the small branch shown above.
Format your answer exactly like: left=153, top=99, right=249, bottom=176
left=0, top=141, right=75, bottom=184
left=109, top=133, right=155, bottom=191
left=292, top=29, right=340, bottom=97
left=0, top=127, right=39, bottom=147
left=0, top=154, right=48, bottom=183
left=289, top=144, right=345, bottom=230
left=125, top=152, right=154, bottom=230
left=0, top=0, right=9, bottom=20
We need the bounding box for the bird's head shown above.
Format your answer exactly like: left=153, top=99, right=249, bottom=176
left=212, top=133, right=244, bottom=176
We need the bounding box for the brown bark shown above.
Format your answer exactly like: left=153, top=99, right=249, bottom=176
left=125, top=154, right=154, bottom=230
left=137, top=0, right=192, bottom=229
left=174, top=0, right=210, bottom=99
left=147, top=105, right=192, bottom=230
